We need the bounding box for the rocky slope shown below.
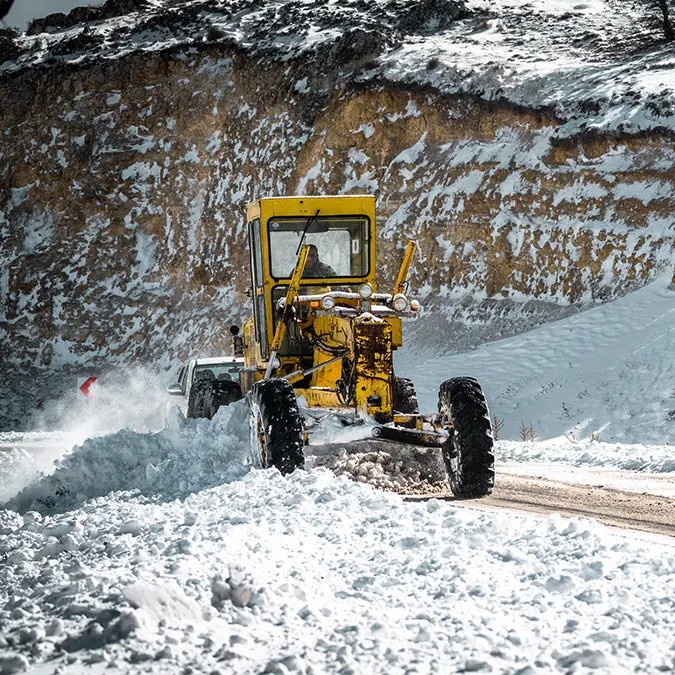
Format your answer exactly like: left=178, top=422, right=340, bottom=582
left=1, top=0, right=674, bottom=428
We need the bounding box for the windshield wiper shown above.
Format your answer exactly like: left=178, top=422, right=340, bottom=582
left=295, top=209, right=320, bottom=255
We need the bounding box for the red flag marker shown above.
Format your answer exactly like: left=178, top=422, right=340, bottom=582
left=79, top=377, right=97, bottom=400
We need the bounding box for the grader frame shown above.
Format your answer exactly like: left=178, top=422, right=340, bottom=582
left=236, top=194, right=495, bottom=498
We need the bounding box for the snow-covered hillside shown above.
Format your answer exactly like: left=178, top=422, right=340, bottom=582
left=1, top=0, right=673, bottom=423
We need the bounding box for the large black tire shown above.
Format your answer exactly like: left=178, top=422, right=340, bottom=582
left=438, top=377, right=494, bottom=499
left=187, top=380, right=211, bottom=418
left=393, top=377, right=419, bottom=414
left=247, top=378, right=304, bottom=475
left=203, top=380, right=243, bottom=420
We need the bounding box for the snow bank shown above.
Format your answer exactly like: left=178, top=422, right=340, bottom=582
left=404, top=274, right=675, bottom=445
left=4, top=401, right=250, bottom=514
left=499, top=439, right=675, bottom=474
left=1, top=466, right=674, bottom=673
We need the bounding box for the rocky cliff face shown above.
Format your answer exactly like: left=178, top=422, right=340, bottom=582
left=1, top=0, right=674, bottom=426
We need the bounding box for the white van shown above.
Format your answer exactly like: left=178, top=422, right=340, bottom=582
left=167, top=356, right=245, bottom=418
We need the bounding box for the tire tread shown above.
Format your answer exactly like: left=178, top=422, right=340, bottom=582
left=250, top=379, right=304, bottom=475
left=438, top=376, right=494, bottom=498
left=393, top=377, right=419, bottom=415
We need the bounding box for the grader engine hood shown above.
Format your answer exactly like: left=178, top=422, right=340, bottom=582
left=353, top=313, right=393, bottom=422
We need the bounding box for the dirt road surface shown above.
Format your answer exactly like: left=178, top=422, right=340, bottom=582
left=407, top=472, right=675, bottom=539
left=311, top=444, right=675, bottom=538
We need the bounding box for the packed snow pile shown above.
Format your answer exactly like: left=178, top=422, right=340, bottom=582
left=309, top=446, right=449, bottom=494
left=1, top=411, right=451, bottom=515
left=4, top=402, right=251, bottom=514
left=1, top=461, right=674, bottom=674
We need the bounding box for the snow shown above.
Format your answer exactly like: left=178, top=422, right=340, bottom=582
left=402, top=273, right=675, bottom=445
left=1, top=275, right=675, bottom=672
left=1, top=422, right=674, bottom=672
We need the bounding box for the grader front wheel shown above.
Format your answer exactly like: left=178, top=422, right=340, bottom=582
left=248, top=378, right=305, bottom=475
left=438, top=377, right=495, bottom=498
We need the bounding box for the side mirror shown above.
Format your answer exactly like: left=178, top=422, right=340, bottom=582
left=167, top=383, right=183, bottom=396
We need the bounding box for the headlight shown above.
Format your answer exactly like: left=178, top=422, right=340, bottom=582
left=410, top=299, right=420, bottom=311
left=392, top=293, right=409, bottom=312
left=359, top=283, right=373, bottom=298
left=321, top=295, right=335, bottom=310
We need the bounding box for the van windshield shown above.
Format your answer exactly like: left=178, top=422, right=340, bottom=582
left=268, top=216, right=369, bottom=279
left=193, top=363, right=243, bottom=384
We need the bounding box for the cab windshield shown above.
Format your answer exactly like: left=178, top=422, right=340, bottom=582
left=268, top=216, right=369, bottom=279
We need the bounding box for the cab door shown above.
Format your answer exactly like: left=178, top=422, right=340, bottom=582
left=249, top=217, right=268, bottom=358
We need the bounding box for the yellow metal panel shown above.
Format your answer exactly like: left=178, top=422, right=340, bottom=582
left=384, top=317, right=402, bottom=348
left=311, top=350, right=343, bottom=388
left=309, top=315, right=353, bottom=387
left=353, top=315, right=393, bottom=421
left=259, top=195, right=376, bottom=219
left=243, top=317, right=258, bottom=368
left=299, top=388, right=342, bottom=408
left=312, top=315, right=353, bottom=348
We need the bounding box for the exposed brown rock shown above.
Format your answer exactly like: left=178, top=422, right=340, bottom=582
left=0, top=46, right=673, bottom=384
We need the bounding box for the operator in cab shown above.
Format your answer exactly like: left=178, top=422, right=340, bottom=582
left=302, top=244, right=337, bottom=278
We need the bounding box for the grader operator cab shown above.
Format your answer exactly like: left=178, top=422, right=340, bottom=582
left=234, top=195, right=495, bottom=498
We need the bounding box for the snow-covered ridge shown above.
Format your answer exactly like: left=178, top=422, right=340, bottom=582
left=3, top=0, right=675, bottom=134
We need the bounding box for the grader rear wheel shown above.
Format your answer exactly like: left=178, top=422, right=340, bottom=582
left=248, top=378, right=304, bottom=475
left=393, top=377, right=419, bottom=414
left=438, top=377, right=495, bottom=498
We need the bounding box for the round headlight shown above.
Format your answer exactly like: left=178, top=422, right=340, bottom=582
left=321, top=295, right=335, bottom=310
left=392, top=293, right=409, bottom=312
left=359, top=283, right=373, bottom=299
left=410, top=299, right=420, bottom=312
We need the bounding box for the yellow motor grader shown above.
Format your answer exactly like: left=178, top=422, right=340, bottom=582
left=233, top=194, right=494, bottom=498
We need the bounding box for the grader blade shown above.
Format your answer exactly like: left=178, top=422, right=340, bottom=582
left=371, top=424, right=445, bottom=448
